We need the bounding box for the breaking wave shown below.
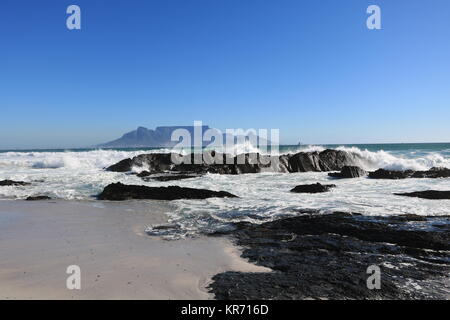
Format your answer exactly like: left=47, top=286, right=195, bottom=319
left=335, top=146, right=450, bottom=171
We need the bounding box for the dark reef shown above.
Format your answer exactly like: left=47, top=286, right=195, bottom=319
left=290, top=183, right=336, bottom=194
left=369, top=167, right=450, bottom=179
left=209, top=212, right=450, bottom=300
left=106, top=149, right=361, bottom=174
left=0, top=180, right=31, bottom=186
left=97, top=182, right=237, bottom=201
left=25, top=196, right=52, bottom=201
left=395, top=190, right=450, bottom=200
left=328, top=166, right=367, bottom=179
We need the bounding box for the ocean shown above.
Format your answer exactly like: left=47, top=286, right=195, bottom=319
left=1, top=143, right=449, bottom=238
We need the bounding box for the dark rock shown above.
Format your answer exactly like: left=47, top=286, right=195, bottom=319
left=136, top=170, right=201, bottom=181
left=369, top=169, right=414, bottom=179
left=106, top=149, right=360, bottom=174
left=394, top=190, right=450, bottom=200
left=290, top=183, right=336, bottom=194
left=145, top=174, right=200, bottom=182
left=412, top=167, right=450, bottom=178
left=328, top=166, right=367, bottom=179
left=136, top=171, right=153, bottom=177
left=287, top=152, right=322, bottom=172
left=105, top=158, right=133, bottom=172
left=369, top=167, right=450, bottom=179
left=0, top=180, right=31, bottom=186
left=209, top=212, right=450, bottom=300
left=97, top=182, right=237, bottom=201
left=316, top=149, right=359, bottom=171
left=26, top=196, right=52, bottom=201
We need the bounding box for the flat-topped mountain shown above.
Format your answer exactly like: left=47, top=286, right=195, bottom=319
left=97, top=125, right=267, bottom=148
left=97, top=125, right=210, bottom=148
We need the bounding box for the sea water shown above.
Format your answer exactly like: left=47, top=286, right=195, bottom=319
left=1, top=143, right=449, bottom=238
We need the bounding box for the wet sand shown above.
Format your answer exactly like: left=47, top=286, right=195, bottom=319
left=0, top=200, right=269, bottom=300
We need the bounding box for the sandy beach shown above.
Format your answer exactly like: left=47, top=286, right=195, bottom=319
left=0, top=200, right=269, bottom=300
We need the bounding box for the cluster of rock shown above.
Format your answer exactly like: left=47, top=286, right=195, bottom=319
left=369, top=167, right=450, bottom=179
left=209, top=211, right=450, bottom=299
left=0, top=180, right=31, bottom=186
left=101, top=151, right=450, bottom=201
left=106, top=149, right=361, bottom=174
left=0, top=180, right=51, bottom=200
left=328, top=166, right=450, bottom=181
left=100, top=150, right=362, bottom=200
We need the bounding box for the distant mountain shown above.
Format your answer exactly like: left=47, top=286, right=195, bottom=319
left=97, top=126, right=208, bottom=148
left=97, top=125, right=269, bottom=148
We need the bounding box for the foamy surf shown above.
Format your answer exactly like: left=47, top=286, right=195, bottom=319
left=0, top=143, right=449, bottom=238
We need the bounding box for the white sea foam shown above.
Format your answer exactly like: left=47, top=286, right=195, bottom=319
left=1, top=146, right=449, bottom=238
left=213, top=143, right=450, bottom=171
left=335, top=146, right=450, bottom=171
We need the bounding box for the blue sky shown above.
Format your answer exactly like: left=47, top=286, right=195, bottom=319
left=1, top=0, right=449, bottom=149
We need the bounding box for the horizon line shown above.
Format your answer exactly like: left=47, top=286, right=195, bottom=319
left=1, top=141, right=450, bottom=152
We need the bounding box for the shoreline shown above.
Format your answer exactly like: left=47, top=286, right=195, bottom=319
left=0, top=200, right=269, bottom=300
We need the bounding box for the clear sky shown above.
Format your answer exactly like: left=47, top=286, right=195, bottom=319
left=1, top=0, right=449, bottom=149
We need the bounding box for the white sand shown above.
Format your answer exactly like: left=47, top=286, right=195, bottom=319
left=0, top=200, right=269, bottom=300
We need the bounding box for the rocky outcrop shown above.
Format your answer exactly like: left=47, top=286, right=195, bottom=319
left=97, top=182, right=237, bottom=201
left=136, top=171, right=200, bottom=181
left=209, top=212, right=450, bottom=300
left=290, top=183, right=336, bottom=193
left=395, top=190, right=450, bottom=200
left=369, top=169, right=413, bottom=179
left=369, top=167, right=450, bottom=179
left=0, top=180, right=31, bottom=186
left=26, top=196, right=52, bottom=201
left=328, top=166, right=367, bottom=179
left=106, top=158, right=133, bottom=172
left=106, top=149, right=360, bottom=175
left=143, top=174, right=200, bottom=182
left=412, top=167, right=450, bottom=178
left=107, top=153, right=174, bottom=172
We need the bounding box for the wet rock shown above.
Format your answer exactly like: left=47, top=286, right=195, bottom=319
left=394, top=190, right=450, bottom=200
left=287, top=152, right=322, bottom=172
left=0, top=180, right=31, bottom=186
left=105, top=158, right=133, bottom=172
left=328, top=166, right=367, bottom=179
left=136, top=171, right=152, bottom=177
left=369, top=169, right=414, bottom=179
left=315, top=149, right=360, bottom=172
left=106, top=149, right=360, bottom=174
left=136, top=170, right=201, bottom=181
left=369, top=167, right=450, bottom=179
left=26, top=196, right=52, bottom=201
left=97, top=182, right=237, bottom=201
left=145, top=174, right=200, bottom=182
left=209, top=212, right=450, bottom=300
left=106, top=153, right=175, bottom=172
left=290, top=183, right=336, bottom=194
left=412, top=167, right=450, bottom=178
